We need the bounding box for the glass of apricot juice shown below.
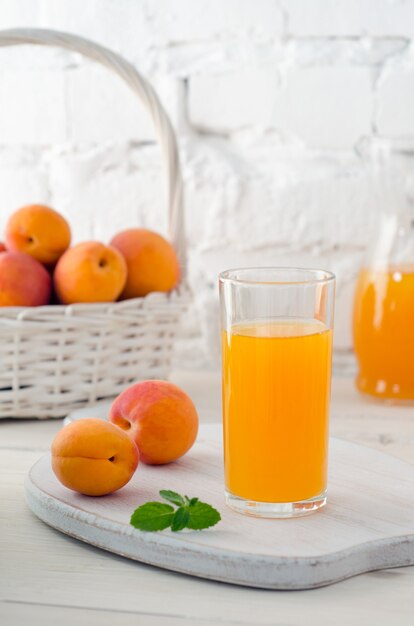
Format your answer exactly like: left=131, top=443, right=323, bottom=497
left=219, top=268, right=335, bottom=518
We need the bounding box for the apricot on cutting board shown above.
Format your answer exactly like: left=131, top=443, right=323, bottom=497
left=110, top=380, right=199, bottom=465
left=51, top=418, right=139, bottom=496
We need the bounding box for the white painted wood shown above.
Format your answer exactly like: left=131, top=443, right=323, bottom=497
left=0, top=602, right=234, bottom=626
left=25, top=423, right=414, bottom=590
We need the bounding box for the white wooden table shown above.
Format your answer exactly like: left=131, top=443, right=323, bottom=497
left=2, top=371, right=414, bottom=626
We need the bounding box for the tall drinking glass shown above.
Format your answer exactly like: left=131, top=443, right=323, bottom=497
left=220, top=268, right=335, bottom=518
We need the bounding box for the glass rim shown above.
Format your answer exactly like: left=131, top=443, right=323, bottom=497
left=219, top=266, right=336, bottom=286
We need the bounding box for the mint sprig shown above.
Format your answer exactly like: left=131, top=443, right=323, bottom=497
left=130, top=490, right=221, bottom=532
left=159, top=489, right=186, bottom=507
left=130, top=502, right=174, bottom=531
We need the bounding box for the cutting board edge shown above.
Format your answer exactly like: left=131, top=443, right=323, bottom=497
left=24, top=458, right=414, bottom=591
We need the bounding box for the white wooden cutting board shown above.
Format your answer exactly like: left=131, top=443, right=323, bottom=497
left=25, top=423, right=414, bottom=590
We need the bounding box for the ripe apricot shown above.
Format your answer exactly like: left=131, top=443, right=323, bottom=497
left=51, top=418, right=139, bottom=496
left=109, top=380, right=199, bottom=465
left=6, top=204, right=71, bottom=265
left=54, top=241, right=127, bottom=304
left=110, top=228, right=180, bottom=299
left=0, top=251, right=52, bottom=306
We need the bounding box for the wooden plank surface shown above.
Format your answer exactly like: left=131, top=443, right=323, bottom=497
left=1, top=601, right=241, bottom=626
left=1, top=371, right=414, bottom=624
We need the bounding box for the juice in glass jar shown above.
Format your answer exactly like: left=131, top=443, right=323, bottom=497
left=222, top=319, right=333, bottom=504
left=353, top=266, right=414, bottom=400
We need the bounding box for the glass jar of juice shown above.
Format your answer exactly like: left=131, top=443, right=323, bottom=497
left=353, top=137, right=414, bottom=401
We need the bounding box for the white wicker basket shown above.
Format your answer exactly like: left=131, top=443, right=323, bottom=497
left=0, top=28, right=191, bottom=419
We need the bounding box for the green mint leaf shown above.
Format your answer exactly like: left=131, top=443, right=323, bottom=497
left=130, top=491, right=221, bottom=533
left=171, top=506, right=190, bottom=532
left=186, top=501, right=221, bottom=530
left=130, top=502, right=174, bottom=531
left=159, top=490, right=186, bottom=507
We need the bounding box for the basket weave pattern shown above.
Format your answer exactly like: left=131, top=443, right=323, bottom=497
left=0, top=28, right=190, bottom=419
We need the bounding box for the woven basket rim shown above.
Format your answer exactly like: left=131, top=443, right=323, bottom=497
left=0, top=284, right=191, bottom=315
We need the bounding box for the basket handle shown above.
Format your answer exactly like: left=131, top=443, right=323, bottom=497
left=0, top=28, right=187, bottom=277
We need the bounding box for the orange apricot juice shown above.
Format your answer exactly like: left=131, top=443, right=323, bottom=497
left=353, top=266, right=414, bottom=400
left=222, top=319, right=333, bottom=503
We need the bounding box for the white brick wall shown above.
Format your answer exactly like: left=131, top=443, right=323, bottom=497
left=286, top=0, right=414, bottom=37
left=0, top=68, right=66, bottom=143
left=377, top=66, right=414, bottom=135
left=189, top=67, right=278, bottom=132
left=273, top=67, right=374, bottom=149
left=147, top=0, right=284, bottom=43
left=0, top=0, right=414, bottom=370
